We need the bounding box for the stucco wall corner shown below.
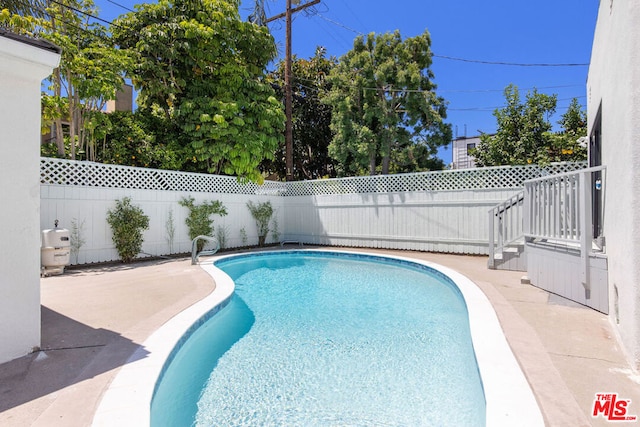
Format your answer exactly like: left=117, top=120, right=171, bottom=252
left=0, top=32, right=60, bottom=364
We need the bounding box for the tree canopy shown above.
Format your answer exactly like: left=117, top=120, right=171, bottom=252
left=2, top=2, right=131, bottom=160
left=112, top=0, right=284, bottom=182
left=472, top=84, right=587, bottom=166
left=0, top=0, right=47, bottom=18
left=44, top=0, right=132, bottom=159
left=322, top=30, right=451, bottom=176
left=265, top=47, right=337, bottom=180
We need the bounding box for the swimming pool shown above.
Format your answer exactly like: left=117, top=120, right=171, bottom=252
left=92, top=250, right=543, bottom=426
left=153, top=251, right=485, bottom=426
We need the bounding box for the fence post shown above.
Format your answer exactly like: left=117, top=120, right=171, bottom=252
left=488, top=208, right=495, bottom=268
left=523, top=182, right=531, bottom=240
left=579, top=170, right=592, bottom=299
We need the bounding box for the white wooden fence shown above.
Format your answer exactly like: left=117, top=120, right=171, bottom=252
left=39, top=158, right=586, bottom=264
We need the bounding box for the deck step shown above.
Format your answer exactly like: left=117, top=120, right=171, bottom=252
left=491, top=244, right=527, bottom=272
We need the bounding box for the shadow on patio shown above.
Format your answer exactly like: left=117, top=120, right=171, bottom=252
left=0, top=258, right=214, bottom=427
left=0, top=306, right=147, bottom=413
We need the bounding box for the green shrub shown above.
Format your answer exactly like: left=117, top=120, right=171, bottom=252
left=179, top=196, right=227, bottom=250
left=247, top=201, right=274, bottom=246
left=106, top=197, right=150, bottom=263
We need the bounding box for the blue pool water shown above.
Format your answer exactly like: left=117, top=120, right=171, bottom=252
left=151, top=251, right=486, bottom=426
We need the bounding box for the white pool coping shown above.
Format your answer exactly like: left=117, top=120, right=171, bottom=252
left=92, top=249, right=544, bottom=426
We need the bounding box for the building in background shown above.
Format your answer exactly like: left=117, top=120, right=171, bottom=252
left=105, top=83, right=133, bottom=113
left=451, top=135, right=480, bottom=169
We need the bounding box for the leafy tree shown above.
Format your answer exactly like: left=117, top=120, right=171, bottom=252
left=323, top=30, right=451, bottom=176
left=389, top=143, right=445, bottom=173
left=2, top=4, right=131, bottom=160
left=92, top=111, right=177, bottom=169
left=42, top=0, right=131, bottom=159
left=472, top=85, right=586, bottom=166
left=0, top=0, right=47, bottom=18
left=0, top=7, right=38, bottom=29
left=473, top=84, right=556, bottom=166
left=545, top=98, right=588, bottom=162
left=112, top=0, right=285, bottom=183
left=560, top=97, right=587, bottom=134
left=265, top=47, right=337, bottom=180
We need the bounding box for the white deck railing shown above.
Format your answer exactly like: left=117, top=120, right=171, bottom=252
left=487, top=191, right=525, bottom=268
left=523, top=166, right=606, bottom=292
left=523, top=166, right=606, bottom=244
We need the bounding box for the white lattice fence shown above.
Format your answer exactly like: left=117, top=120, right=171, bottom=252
left=41, top=158, right=586, bottom=196
left=40, top=158, right=287, bottom=195
left=283, top=162, right=587, bottom=196
left=39, top=158, right=588, bottom=264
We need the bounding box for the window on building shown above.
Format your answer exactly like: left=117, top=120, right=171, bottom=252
left=466, top=143, right=476, bottom=154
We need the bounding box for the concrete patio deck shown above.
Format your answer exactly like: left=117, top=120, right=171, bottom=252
left=0, top=248, right=638, bottom=426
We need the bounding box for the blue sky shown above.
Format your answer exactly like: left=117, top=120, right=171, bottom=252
left=96, top=0, right=600, bottom=165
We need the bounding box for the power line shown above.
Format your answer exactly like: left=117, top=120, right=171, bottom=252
left=449, top=96, right=586, bottom=112
left=341, top=2, right=367, bottom=34
left=265, top=0, right=321, bottom=182
left=30, top=5, right=116, bottom=45
left=314, top=11, right=362, bottom=35
left=433, top=54, right=588, bottom=67
left=37, top=2, right=593, bottom=69
left=311, top=12, right=589, bottom=68
left=308, top=16, right=351, bottom=52
left=311, top=10, right=361, bottom=34
left=294, top=75, right=586, bottom=112
left=438, top=84, right=583, bottom=94
left=105, top=0, right=134, bottom=13
left=293, top=75, right=586, bottom=99
left=48, top=0, right=126, bottom=29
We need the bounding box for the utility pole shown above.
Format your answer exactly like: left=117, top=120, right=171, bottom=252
left=266, top=0, right=320, bottom=181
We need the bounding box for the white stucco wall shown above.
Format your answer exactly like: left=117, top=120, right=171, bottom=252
left=0, top=34, right=60, bottom=363
left=587, top=0, right=640, bottom=367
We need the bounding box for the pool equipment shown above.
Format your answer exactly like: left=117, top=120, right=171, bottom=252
left=41, top=219, right=70, bottom=276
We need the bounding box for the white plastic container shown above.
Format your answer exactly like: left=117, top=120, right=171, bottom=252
left=41, top=221, right=71, bottom=275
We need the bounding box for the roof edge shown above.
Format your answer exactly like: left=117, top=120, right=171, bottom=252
left=0, top=29, right=61, bottom=55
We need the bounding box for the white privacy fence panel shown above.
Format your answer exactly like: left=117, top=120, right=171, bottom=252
left=281, top=190, right=523, bottom=255
left=39, top=158, right=587, bottom=264
left=41, top=185, right=285, bottom=265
